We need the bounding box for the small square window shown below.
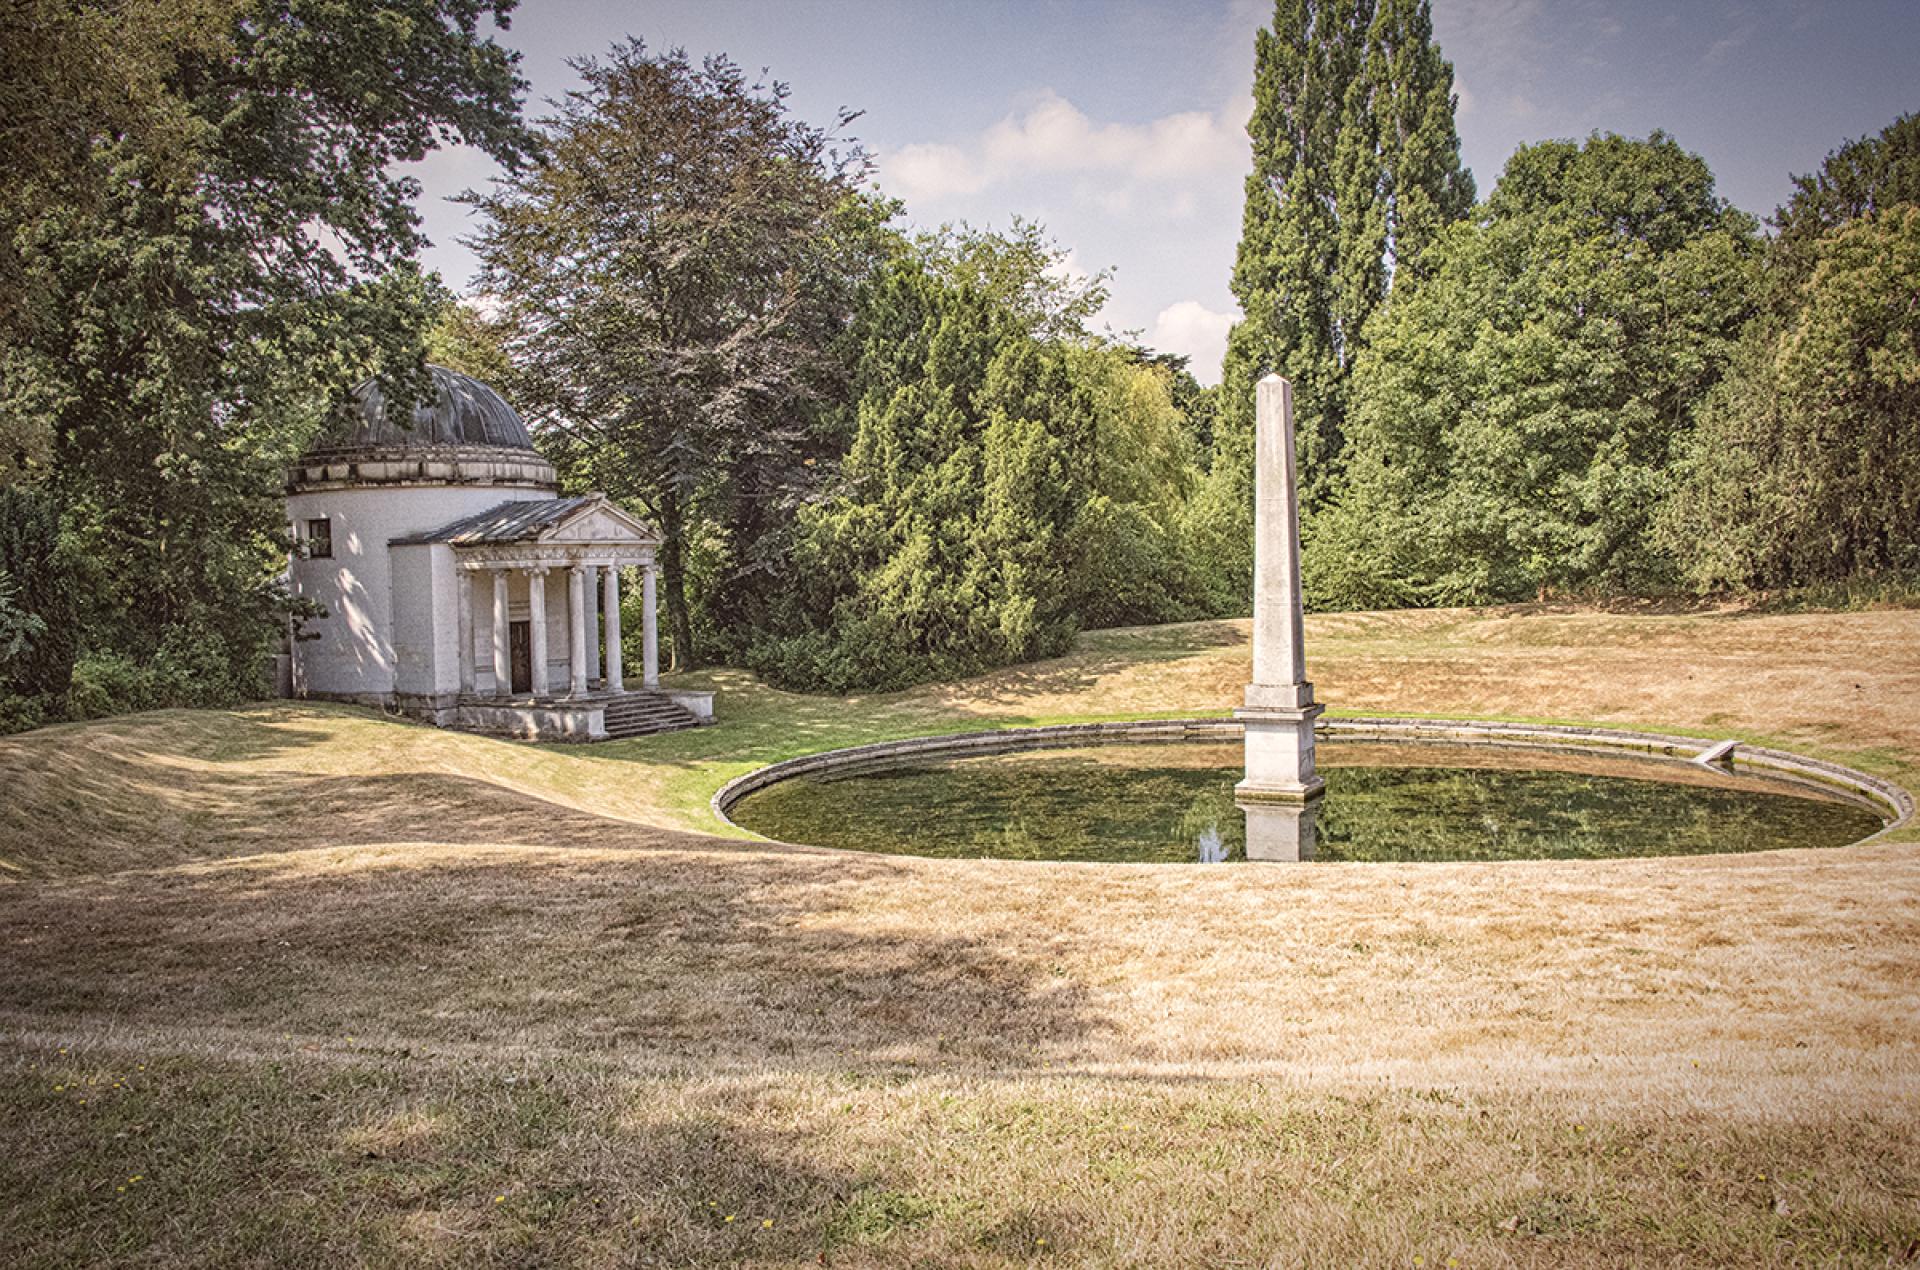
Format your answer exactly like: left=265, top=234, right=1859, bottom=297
left=306, top=517, right=333, bottom=559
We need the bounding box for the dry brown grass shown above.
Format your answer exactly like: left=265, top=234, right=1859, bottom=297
left=3, top=604, right=1919, bottom=1266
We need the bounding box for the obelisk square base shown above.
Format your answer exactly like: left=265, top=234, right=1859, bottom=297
left=1234, top=701, right=1326, bottom=803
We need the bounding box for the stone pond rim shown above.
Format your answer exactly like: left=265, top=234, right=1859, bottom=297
left=710, top=716, right=1915, bottom=855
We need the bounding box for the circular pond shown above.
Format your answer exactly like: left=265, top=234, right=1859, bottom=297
left=726, top=739, right=1889, bottom=863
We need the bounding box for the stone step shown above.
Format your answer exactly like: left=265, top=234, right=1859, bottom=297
left=600, top=691, right=702, bottom=740
left=603, top=716, right=699, bottom=740
left=603, top=704, right=692, bottom=723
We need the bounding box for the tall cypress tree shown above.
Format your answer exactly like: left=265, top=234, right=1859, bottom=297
left=1218, top=0, right=1471, bottom=507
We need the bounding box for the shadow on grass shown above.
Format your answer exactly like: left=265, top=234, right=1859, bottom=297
left=0, top=805, right=1118, bottom=1072
left=0, top=1055, right=937, bottom=1267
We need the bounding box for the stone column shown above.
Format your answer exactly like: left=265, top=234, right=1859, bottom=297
left=1234, top=375, right=1324, bottom=803
left=603, top=565, right=624, bottom=693
left=527, top=567, right=550, bottom=697
left=641, top=563, right=659, bottom=688
left=491, top=567, right=511, bottom=699
left=456, top=567, right=475, bottom=696
left=568, top=563, right=589, bottom=697
left=582, top=563, right=602, bottom=685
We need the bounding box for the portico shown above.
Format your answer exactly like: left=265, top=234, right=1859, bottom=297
left=453, top=551, right=660, bottom=702
left=390, top=492, right=703, bottom=739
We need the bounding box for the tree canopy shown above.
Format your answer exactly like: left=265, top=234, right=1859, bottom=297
left=0, top=5, right=1912, bottom=726
left=730, top=228, right=1207, bottom=692
left=1665, top=113, right=1920, bottom=592
left=465, top=40, right=877, bottom=667
left=1220, top=0, right=1472, bottom=503
left=0, top=0, right=530, bottom=724
left=1308, top=132, right=1760, bottom=607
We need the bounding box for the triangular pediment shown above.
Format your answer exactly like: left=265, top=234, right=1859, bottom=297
left=536, top=495, right=661, bottom=547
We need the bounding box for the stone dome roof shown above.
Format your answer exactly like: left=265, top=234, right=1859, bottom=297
left=313, top=365, right=534, bottom=454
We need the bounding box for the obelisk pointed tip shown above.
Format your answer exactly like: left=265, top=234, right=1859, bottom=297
left=1256, top=374, right=1292, bottom=423
left=1258, top=372, right=1288, bottom=386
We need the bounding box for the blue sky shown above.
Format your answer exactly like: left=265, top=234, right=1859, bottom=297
left=407, top=0, right=1920, bottom=384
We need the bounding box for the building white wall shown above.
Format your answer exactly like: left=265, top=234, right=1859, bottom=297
left=288, top=484, right=545, bottom=700
left=391, top=543, right=466, bottom=700
left=423, top=544, right=463, bottom=697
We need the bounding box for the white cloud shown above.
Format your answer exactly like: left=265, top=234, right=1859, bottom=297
left=884, top=141, right=986, bottom=201
left=879, top=90, right=1248, bottom=210
left=1150, top=300, right=1239, bottom=385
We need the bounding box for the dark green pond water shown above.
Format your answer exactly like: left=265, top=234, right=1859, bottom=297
left=729, top=741, right=1885, bottom=863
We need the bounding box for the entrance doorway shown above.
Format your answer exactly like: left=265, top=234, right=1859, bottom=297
left=509, top=621, right=532, bottom=694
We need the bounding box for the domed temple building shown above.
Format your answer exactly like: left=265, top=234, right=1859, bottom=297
left=283, top=366, right=711, bottom=741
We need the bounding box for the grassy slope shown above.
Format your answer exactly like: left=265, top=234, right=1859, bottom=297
left=2, top=605, right=1919, bottom=1266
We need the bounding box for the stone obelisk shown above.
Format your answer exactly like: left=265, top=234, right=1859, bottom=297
left=1235, top=374, right=1325, bottom=804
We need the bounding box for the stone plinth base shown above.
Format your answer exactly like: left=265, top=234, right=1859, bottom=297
left=453, top=697, right=608, bottom=742
left=664, top=689, right=716, bottom=721
left=1234, top=701, right=1326, bottom=803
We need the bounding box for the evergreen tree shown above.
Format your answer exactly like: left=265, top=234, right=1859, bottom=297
left=750, top=260, right=1072, bottom=691
left=736, top=227, right=1209, bottom=691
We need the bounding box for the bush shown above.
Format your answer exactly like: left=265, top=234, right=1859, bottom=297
left=1068, top=496, right=1201, bottom=630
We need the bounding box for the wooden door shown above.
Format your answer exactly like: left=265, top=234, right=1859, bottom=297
left=509, top=621, right=532, bottom=694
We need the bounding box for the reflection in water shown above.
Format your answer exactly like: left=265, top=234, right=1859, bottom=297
left=1239, top=800, right=1318, bottom=862
left=730, top=742, right=1884, bottom=864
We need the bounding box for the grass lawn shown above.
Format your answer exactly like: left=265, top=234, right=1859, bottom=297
left=3, top=604, right=1919, bottom=1266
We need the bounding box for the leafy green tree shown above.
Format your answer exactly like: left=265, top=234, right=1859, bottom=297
left=1, top=1, right=238, bottom=485
left=1665, top=205, right=1920, bottom=589
left=0, top=486, right=69, bottom=704
left=1770, top=112, right=1920, bottom=295
left=465, top=40, right=875, bottom=668
left=1060, top=347, right=1204, bottom=628
left=1312, top=132, right=1759, bottom=607
left=737, top=257, right=1067, bottom=690
left=735, top=217, right=1213, bottom=688
left=1663, top=112, right=1920, bottom=592
left=426, top=298, right=514, bottom=387
left=0, top=572, right=43, bottom=668
left=0, top=1, right=530, bottom=721
left=915, top=217, right=1111, bottom=342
